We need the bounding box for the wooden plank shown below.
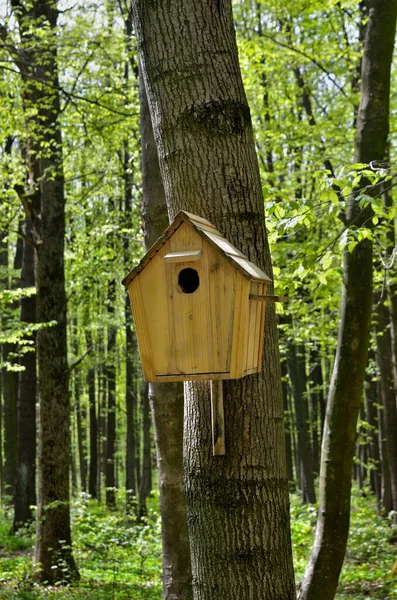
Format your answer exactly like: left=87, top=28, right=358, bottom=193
left=156, top=372, right=230, bottom=382
left=256, top=283, right=267, bottom=371
left=164, top=249, right=201, bottom=262
left=180, top=211, right=218, bottom=230
left=229, top=274, right=250, bottom=379
left=137, top=246, right=170, bottom=375
left=128, top=279, right=156, bottom=382
left=211, top=380, right=225, bottom=456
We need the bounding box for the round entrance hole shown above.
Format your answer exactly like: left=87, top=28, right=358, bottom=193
left=178, top=268, right=200, bottom=294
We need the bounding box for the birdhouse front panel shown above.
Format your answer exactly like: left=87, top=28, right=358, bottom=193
left=123, top=211, right=272, bottom=383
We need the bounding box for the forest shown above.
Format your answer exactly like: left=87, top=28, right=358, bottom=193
left=0, top=0, right=397, bottom=599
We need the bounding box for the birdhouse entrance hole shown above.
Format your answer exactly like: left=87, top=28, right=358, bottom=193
left=178, top=268, right=200, bottom=294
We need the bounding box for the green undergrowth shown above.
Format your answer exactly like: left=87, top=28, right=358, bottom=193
left=0, top=486, right=396, bottom=599
left=291, top=485, right=397, bottom=599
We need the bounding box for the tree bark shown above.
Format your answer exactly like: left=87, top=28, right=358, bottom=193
left=298, top=2, right=397, bottom=598
left=138, top=59, right=193, bottom=598
left=287, top=340, right=316, bottom=503
left=138, top=382, right=151, bottom=518
left=2, top=234, right=22, bottom=501
left=133, top=1, right=296, bottom=597
left=13, top=218, right=37, bottom=531
left=87, top=365, right=98, bottom=499
left=10, top=0, right=79, bottom=582
left=374, top=296, right=397, bottom=521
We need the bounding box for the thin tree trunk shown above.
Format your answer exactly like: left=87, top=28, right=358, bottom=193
left=75, top=372, right=87, bottom=493
left=3, top=235, right=22, bottom=501
left=374, top=296, right=397, bottom=521
left=125, top=326, right=137, bottom=511
left=287, top=341, right=316, bottom=504
left=298, top=3, right=397, bottom=598
left=13, top=218, right=37, bottom=531
left=133, top=1, right=296, bottom=596
left=364, top=376, right=381, bottom=506
left=138, top=382, right=151, bottom=518
left=87, top=365, right=98, bottom=499
left=106, top=315, right=117, bottom=509
left=281, top=359, right=294, bottom=484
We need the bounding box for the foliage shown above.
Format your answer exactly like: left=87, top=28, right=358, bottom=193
left=291, top=486, right=397, bottom=599
left=0, top=489, right=396, bottom=599
left=0, top=493, right=162, bottom=600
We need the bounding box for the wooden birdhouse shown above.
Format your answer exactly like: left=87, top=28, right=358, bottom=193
left=122, top=211, right=275, bottom=384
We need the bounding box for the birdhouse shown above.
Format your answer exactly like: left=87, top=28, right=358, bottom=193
left=122, top=211, right=278, bottom=384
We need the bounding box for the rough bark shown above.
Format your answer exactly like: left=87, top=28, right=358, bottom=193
left=10, top=0, right=79, bottom=582
left=298, top=3, right=397, bottom=598
left=13, top=218, right=37, bottom=531
left=133, top=1, right=296, bottom=597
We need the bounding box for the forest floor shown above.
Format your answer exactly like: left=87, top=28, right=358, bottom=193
left=0, top=486, right=396, bottom=600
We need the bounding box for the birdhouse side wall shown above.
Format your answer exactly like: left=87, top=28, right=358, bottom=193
left=244, top=281, right=267, bottom=375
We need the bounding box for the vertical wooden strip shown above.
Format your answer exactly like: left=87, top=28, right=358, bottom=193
left=210, top=380, right=225, bottom=456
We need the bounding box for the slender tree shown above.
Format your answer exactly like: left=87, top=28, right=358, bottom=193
left=132, top=1, right=296, bottom=597
left=8, top=0, right=79, bottom=582
left=299, top=2, right=397, bottom=598
left=13, top=217, right=37, bottom=531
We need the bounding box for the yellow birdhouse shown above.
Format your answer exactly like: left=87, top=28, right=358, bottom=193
left=122, top=211, right=277, bottom=384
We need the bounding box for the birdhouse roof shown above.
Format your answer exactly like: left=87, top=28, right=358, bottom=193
left=122, top=210, right=272, bottom=287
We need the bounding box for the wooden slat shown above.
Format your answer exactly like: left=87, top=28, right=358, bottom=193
left=229, top=274, right=250, bottom=379
left=164, top=249, right=201, bottom=262
left=128, top=279, right=156, bottom=382
left=155, top=372, right=230, bottom=382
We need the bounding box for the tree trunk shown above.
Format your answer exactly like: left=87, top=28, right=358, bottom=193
left=138, top=59, right=193, bottom=597
left=10, top=0, right=79, bottom=582
left=3, top=235, right=22, bottom=501
left=287, top=340, right=316, bottom=503
left=364, top=374, right=381, bottom=506
left=13, top=218, right=37, bottom=531
left=281, top=359, right=294, bottom=484
left=75, top=372, right=87, bottom=493
left=133, top=1, right=296, bottom=597
left=374, top=297, right=397, bottom=521
left=105, top=313, right=117, bottom=510
left=138, top=382, right=151, bottom=518
left=87, top=365, right=98, bottom=499
left=125, top=323, right=137, bottom=511
left=298, top=3, right=397, bottom=598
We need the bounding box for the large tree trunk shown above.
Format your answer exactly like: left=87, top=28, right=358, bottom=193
left=298, top=3, right=397, bottom=599
left=138, top=61, right=193, bottom=598
left=13, top=218, right=37, bottom=531
left=10, top=0, right=79, bottom=582
left=133, top=2, right=296, bottom=598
